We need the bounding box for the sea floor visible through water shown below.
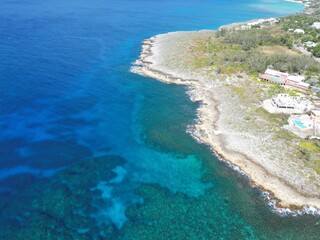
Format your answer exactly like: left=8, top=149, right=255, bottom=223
left=0, top=0, right=319, bottom=239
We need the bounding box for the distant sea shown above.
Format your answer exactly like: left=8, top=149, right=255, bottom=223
left=1, top=0, right=319, bottom=239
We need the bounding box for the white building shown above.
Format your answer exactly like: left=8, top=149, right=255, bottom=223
left=271, top=94, right=295, bottom=109
left=303, top=41, right=317, bottom=48
left=267, top=18, right=279, bottom=24
left=240, top=25, right=251, bottom=30
left=265, top=69, right=289, bottom=78
left=263, top=93, right=314, bottom=114
left=294, top=29, right=305, bottom=34
left=260, top=69, right=310, bottom=91
left=311, top=110, right=320, bottom=123
left=287, top=75, right=305, bottom=82
left=312, top=22, right=320, bottom=29
left=286, top=74, right=310, bottom=91
left=247, top=18, right=279, bottom=27
left=247, top=19, right=265, bottom=26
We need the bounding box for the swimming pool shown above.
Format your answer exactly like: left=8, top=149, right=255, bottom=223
left=294, top=120, right=306, bottom=129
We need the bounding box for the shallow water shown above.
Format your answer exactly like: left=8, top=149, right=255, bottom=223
left=1, top=0, right=319, bottom=239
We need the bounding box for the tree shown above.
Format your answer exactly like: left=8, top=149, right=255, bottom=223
left=313, top=45, right=320, bottom=58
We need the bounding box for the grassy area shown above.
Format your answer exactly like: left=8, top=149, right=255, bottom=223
left=313, top=160, right=320, bottom=175
left=300, top=141, right=320, bottom=152
left=257, top=45, right=299, bottom=56
left=191, top=37, right=247, bottom=74
left=255, top=107, right=283, bottom=124
left=188, top=13, right=320, bottom=174
left=262, top=84, right=286, bottom=99
left=299, top=140, right=320, bottom=173
left=279, top=13, right=320, bottom=37
left=193, top=27, right=320, bottom=76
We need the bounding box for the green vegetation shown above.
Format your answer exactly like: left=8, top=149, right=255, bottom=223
left=211, top=8, right=320, bottom=75
left=278, top=10, right=320, bottom=63
left=264, top=84, right=286, bottom=98
left=190, top=7, right=320, bottom=173
left=300, top=141, right=320, bottom=152
left=193, top=11, right=320, bottom=91
left=313, top=160, right=320, bottom=175
left=255, top=108, right=288, bottom=126
left=223, top=29, right=293, bottom=50
left=300, top=141, right=320, bottom=173
left=279, top=14, right=319, bottom=34
left=196, top=27, right=320, bottom=76
left=312, top=45, right=320, bottom=57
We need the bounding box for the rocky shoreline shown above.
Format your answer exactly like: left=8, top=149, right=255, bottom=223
left=131, top=31, right=320, bottom=214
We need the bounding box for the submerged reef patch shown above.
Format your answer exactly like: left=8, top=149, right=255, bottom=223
left=119, top=184, right=255, bottom=240
left=0, top=155, right=125, bottom=239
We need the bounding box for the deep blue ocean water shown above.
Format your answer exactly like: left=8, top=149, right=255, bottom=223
left=1, top=0, right=320, bottom=239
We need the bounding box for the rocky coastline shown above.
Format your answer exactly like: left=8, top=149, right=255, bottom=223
left=131, top=30, right=320, bottom=214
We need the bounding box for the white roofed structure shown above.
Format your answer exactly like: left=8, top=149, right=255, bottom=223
left=260, top=69, right=309, bottom=91
left=294, top=29, right=305, bottom=34
left=312, top=22, right=320, bottom=29
left=304, top=41, right=317, bottom=48
left=287, top=75, right=305, bottom=82
left=311, top=110, right=320, bottom=122
left=265, top=69, right=289, bottom=77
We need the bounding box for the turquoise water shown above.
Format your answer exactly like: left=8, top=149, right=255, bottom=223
left=295, top=120, right=307, bottom=129
left=1, top=0, right=319, bottom=239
